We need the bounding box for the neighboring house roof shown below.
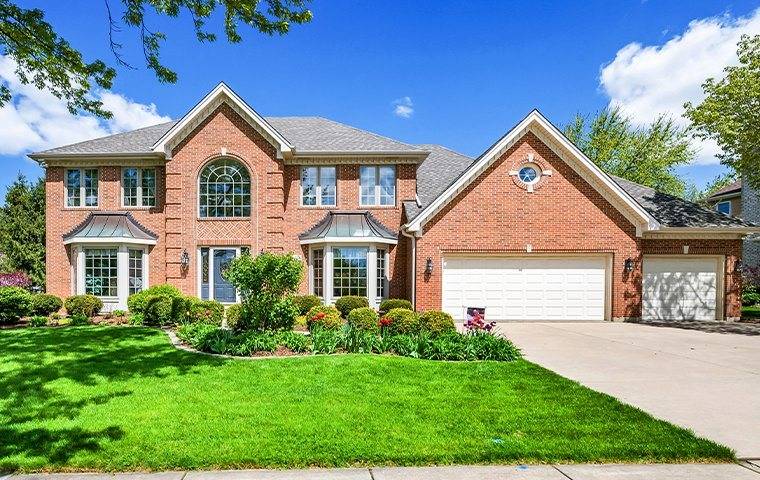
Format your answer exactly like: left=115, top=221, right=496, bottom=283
left=299, top=211, right=398, bottom=244
left=707, top=179, right=742, bottom=200
left=63, top=212, right=158, bottom=245
left=610, top=176, right=756, bottom=229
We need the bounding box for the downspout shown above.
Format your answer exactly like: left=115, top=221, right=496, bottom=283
left=400, top=229, right=416, bottom=309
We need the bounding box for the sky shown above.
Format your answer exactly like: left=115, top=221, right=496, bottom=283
left=1, top=0, right=759, bottom=195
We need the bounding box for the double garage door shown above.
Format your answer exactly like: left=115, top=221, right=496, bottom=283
left=442, top=255, right=722, bottom=322
left=442, top=256, right=608, bottom=321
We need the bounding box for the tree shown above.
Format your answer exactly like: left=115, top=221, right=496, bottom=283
left=0, top=174, right=45, bottom=287
left=564, top=106, right=694, bottom=197
left=684, top=172, right=738, bottom=206
left=684, top=34, right=760, bottom=189
left=0, top=0, right=312, bottom=118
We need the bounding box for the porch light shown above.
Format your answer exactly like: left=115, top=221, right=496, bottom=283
left=736, top=259, right=743, bottom=273
left=425, top=257, right=434, bottom=274
left=180, top=249, right=190, bottom=269
left=624, top=258, right=634, bottom=273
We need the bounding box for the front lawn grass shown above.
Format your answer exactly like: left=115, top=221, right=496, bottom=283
left=0, top=326, right=732, bottom=472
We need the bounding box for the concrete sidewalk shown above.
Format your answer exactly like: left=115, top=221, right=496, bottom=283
left=4, top=463, right=760, bottom=480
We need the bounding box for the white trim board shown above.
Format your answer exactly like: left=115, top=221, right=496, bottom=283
left=403, top=110, right=659, bottom=236
left=152, top=82, right=295, bottom=160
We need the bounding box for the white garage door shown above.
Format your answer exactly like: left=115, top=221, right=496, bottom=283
left=642, top=257, right=720, bottom=321
left=441, top=256, right=607, bottom=321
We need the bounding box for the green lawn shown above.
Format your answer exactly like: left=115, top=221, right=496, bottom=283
left=742, top=305, right=760, bottom=319
left=0, top=326, right=732, bottom=472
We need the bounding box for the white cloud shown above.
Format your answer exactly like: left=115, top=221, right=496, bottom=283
left=600, top=8, right=760, bottom=165
left=0, top=55, right=170, bottom=156
left=392, top=96, right=414, bottom=118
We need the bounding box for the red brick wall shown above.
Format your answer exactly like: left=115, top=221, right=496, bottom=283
left=414, top=132, right=642, bottom=319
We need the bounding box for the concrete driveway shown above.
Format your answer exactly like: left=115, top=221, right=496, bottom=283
left=499, top=322, right=760, bottom=459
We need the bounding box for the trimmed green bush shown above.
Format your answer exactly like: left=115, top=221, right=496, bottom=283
left=290, top=295, right=322, bottom=315
left=0, top=286, right=32, bottom=324
left=127, top=284, right=183, bottom=313
left=187, top=299, right=225, bottom=325
left=64, top=294, right=103, bottom=317
left=144, top=295, right=174, bottom=326
left=128, top=312, right=144, bottom=325
left=306, top=305, right=343, bottom=331
left=28, top=315, right=48, bottom=327
left=379, top=298, right=413, bottom=312
left=419, top=310, right=456, bottom=336
left=274, top=331, right=311, bottom=353
left=347, top=307, right=379, bottom=332
left=334, top=295, right=369, bottom=318
left=225, top=304, right=243, bottom=330
left=383, top=308, right=420, bottom=335
left=69, top=313, right=90, bottom=326
left=30, top=294, right=63, bottom=316
left=267, top=297, right=299, bottom=331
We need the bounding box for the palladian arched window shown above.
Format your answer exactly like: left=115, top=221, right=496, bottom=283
left=199, top=158, right=251, bottom=218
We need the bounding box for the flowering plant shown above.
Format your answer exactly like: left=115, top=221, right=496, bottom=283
left=464, top=309, right=496, bottom=333
left=379, top=316, right=393, bottom=328
left=0, top=272, right=31, bottom=288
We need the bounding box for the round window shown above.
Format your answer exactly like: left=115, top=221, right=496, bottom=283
left=518, top=165, right=539, bottom=184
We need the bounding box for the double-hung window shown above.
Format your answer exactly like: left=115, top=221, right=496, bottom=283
left=66, top=169, right=99, bottom=207
left=360, top=166, right=395, bottom=206
left=123, top=168, right=156, bottom=207
left=301, top=166, right=336, bottom=206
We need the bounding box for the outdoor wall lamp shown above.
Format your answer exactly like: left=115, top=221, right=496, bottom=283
left=180, top=249, right=190, bottom=269
left=425, top=257, right=434, bottom=274
left=736, top=259, right=743, bottom=273
left=624, top=258, right=634, bottom=273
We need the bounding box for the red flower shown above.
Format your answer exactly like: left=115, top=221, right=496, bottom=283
left=379, top=316, right=393, bottom=327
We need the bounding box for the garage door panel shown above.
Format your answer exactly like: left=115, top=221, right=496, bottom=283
left=642, top=257, right=719, bottom=322
left=442, top=256, right=607, bottom=321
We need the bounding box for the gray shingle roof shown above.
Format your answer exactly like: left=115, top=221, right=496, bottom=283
left=33, top=117, right=424, bottom=156
left=707, top=179, right=742, bottom=199
left=610, top=176, right=756, bottom=228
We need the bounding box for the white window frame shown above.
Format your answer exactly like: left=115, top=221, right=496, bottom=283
left=309, top=244, right=389, bottom=307
left=122, top=167, right=157, bottom=208
left=65, top=168, right=99, bottom=208
left=716, top=201, right=731, bottom=215
left=300, top=166, right=337, bottom=207
left=73, top=244, right=149, bottom=311
left=197, top=246, right=244, bottom=304
left=359, top=165, right=396, bottom=207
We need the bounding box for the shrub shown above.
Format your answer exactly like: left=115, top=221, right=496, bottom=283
left=290, top=294, right=322, bottom=315
left=383, top=308, right=420, bottom=335
left=187, top=299, right=225, bottom=325
left=223, top=252, right=304, bottom=331
left=127, top=284, right=183, bottom=313
left=69, top=313, right=90, bottom=326
left=379, top=298, right=413, bottom=313
left=306, top=305, right=343, bottom=331
left=64, top=294, right=103, bottom=317
left=311, top=327, right=343, bottom=354
left=267, top=297, right=299, bottom=331
left=113, top=309, right=126, bottom=318
left=28, top=315, right=48, bottom=327
left=225, top=304, right=243, bottom=330
left=743, top=290, right=760, bottom=307
left=0, top=286, right=32, bottom=324
left=343, top=324, right=382, bottom=353
left=381, top=334, right=418, bottom=357
left=274, top=330, right=311, bottom=353
left=294, top=315, right=307, bottom=329
left=419, top=310, right=456, bottom=336
left=334, top=295, right=369, bottom=318
left=0, top=272, right=32, bottom=288
left=30, top=294, right=63, bottom=316
left=347, top=307, right=379, bottom=332
left=177, top=323, right=221, bottom=350
left=140, top=294, right=190, bottom=326
left=466, top=331, right=521, bottom=361
left=128, top=312, right=144, bottom=326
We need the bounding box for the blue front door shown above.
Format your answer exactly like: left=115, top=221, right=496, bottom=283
left=213, top=249, right=237, bottom=303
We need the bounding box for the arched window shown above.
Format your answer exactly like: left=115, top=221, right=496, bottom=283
left=199, top=158, right=251, bottom=218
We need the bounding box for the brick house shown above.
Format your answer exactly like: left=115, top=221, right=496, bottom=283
left=706, top=179, right=760, bottom=269
left=32, top=83, right=758, bottom=322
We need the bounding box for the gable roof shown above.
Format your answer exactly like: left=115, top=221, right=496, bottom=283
left=404, top=110, right=659, bottom=235
left=707, top=179, right=742, bottom=200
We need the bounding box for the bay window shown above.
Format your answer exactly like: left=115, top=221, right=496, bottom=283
left=84, top=248, right=118, bottom=297
left=66, top=168, right=99, bottom=207
left=360, top=165, right=395, bottom=206
left=332, top=247, right=368, bottom=297
left=123, top=168, right=157, bottom=207
left=301, top=166, right=336, bottom=206
left=309, top=245, right=391, bottom=305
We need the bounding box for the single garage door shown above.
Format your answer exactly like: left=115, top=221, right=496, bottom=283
left=642, top=256, right=721, bottom=321
left=441, top=256, right=607, bottom=321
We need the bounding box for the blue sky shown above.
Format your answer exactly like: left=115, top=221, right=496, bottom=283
left=2, top=0, right=759, bottom=194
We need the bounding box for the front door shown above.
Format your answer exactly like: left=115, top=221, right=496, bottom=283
left=213, top=249, right=237, bottom=303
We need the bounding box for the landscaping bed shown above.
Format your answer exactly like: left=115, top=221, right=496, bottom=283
left=0, top=326, right=733, bottom=472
